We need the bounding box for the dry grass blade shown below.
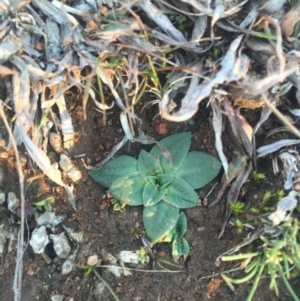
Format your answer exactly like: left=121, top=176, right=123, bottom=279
left=234, top=109, right=253, bottom=157
left=0, top=102, right=25, bottom=301
left=31, top=0, right=70, bottom=24
left=218, top=163, right=252, bottom=239
left=262, top=93, right=300, bottom=138
left=96, top=65, right=126, bottom=111
left=209, top=156, right=248, bottom=208
left=138, top=0, right=186, bottom=43
left=211, top=99, right=228, bottom=177
left=55, top=95, right=74, bottom=151
left=257, top=139, right=300, bottom=157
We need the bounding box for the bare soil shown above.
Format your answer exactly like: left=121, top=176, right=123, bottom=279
left=0, top=96, right=299, bottom=301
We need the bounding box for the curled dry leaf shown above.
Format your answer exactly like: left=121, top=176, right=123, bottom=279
left=159, top=35, right=248, bottom=122
left=268, top=190, right=299, bottom=225
left=257, top=139, right=300, bottom=157
left=211, top=100, right=228, bottom=177
left=138, top=0, right=186, bottom=43
left=281, top=3, right=300, bottom=37
left=278, top=151, right=299, bottom=190
left=209, top=156, right=248, bottom=208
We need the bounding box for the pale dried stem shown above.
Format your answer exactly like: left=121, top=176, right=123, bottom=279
left=262, top=94, right=300, bottom=138
left=0, top=101, right=25, bottom=301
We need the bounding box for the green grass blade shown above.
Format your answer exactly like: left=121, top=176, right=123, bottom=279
left=268, top=263, right=279, bottom=296
left=278, top=264, right=300, bottom=301
left=246, top=262, right=265, bottom=301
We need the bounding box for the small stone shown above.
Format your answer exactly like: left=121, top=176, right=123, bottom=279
left=67, top=168, right=82, bottom=182
left=156, top=250, right=166, bottom=257
left=98, top=144, right=104, bottom=151
left=154, top=123, right=168, bottom=135
left=27, top=268, right=34, bottom=275
left=0, top=151, right=8, bottom=159
left=0, top=139, right=6, bottom=148
left=115, top=286, right=121, bottom=293
left=94, top=152, right=102, bottom=162
left=20, top=156, right=27, bottom=165
left=104, top=140, right=114, bottom=150
left=51, top=295, right=64, bottom=301
left=87, top=254, right=99, bottom=266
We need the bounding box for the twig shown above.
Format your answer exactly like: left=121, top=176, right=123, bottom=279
left=0, top=101, right=25, bottom=301
left=99, top=264, right=181, bottom=273
left=262, top=94, right=300, bottom=138
left=198, top=267, right=242, bottom=281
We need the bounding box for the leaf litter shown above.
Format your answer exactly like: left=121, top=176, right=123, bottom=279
left=1, top=0, right=300, bottom=300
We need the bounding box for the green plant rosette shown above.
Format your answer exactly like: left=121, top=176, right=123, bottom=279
left=89, top=132, right=221, bottom=244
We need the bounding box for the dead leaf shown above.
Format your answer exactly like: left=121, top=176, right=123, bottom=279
left=206, top=278, right=222, bottom=294
left=281, top=3, right=300, bottom=37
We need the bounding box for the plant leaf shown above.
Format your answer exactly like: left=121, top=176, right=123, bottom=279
left=150, top=132, right=191, bottom=174
left=89, top=156, right=138, bottom=188
left=143, top=201, right=179, bottom=243
left=109, top=172, right=144, bottom=206
left=162, top=227, right=175, bottom=242
left=157, top=174, right=174, bottom=189
left=176, top=212, right=187, bottom=237
left=143, top=181, right=166, bottom=207
left=175, top=151, right=221, bottom=189
left=138, top=150, right=162, bottom=178
left=172, top=235, right=190, bottom=262
left=164, top=176, right=199, bottom=208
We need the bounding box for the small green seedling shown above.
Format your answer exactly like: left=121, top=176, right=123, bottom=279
left=263, top=189, right=286, bottom=204
left=276, top=189, right=285, bottom=201
left=250, top=208, right=259, bottom=214
left=33, top=196, right=55, bottom=211
left=252, top=171, right=266, bottom=181
left=230, top=201, right=245, bottom=215
left=111, top=198, right=126, bottom=213
left=89, top=132, right=221, bottom=260
left=263, top=191, right=273, bottom=202
left=235, top=219, right=244, bottom=229
left=138, top=248, right=149, bottom=264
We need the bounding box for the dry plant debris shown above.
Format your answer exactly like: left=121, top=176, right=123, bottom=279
left=1, top=0, right=300, bottom=300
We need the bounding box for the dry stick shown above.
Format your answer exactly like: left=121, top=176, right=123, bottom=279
left=262, top=94, right=300, bottom=138
left=0, top=102, right=25, bottom=301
